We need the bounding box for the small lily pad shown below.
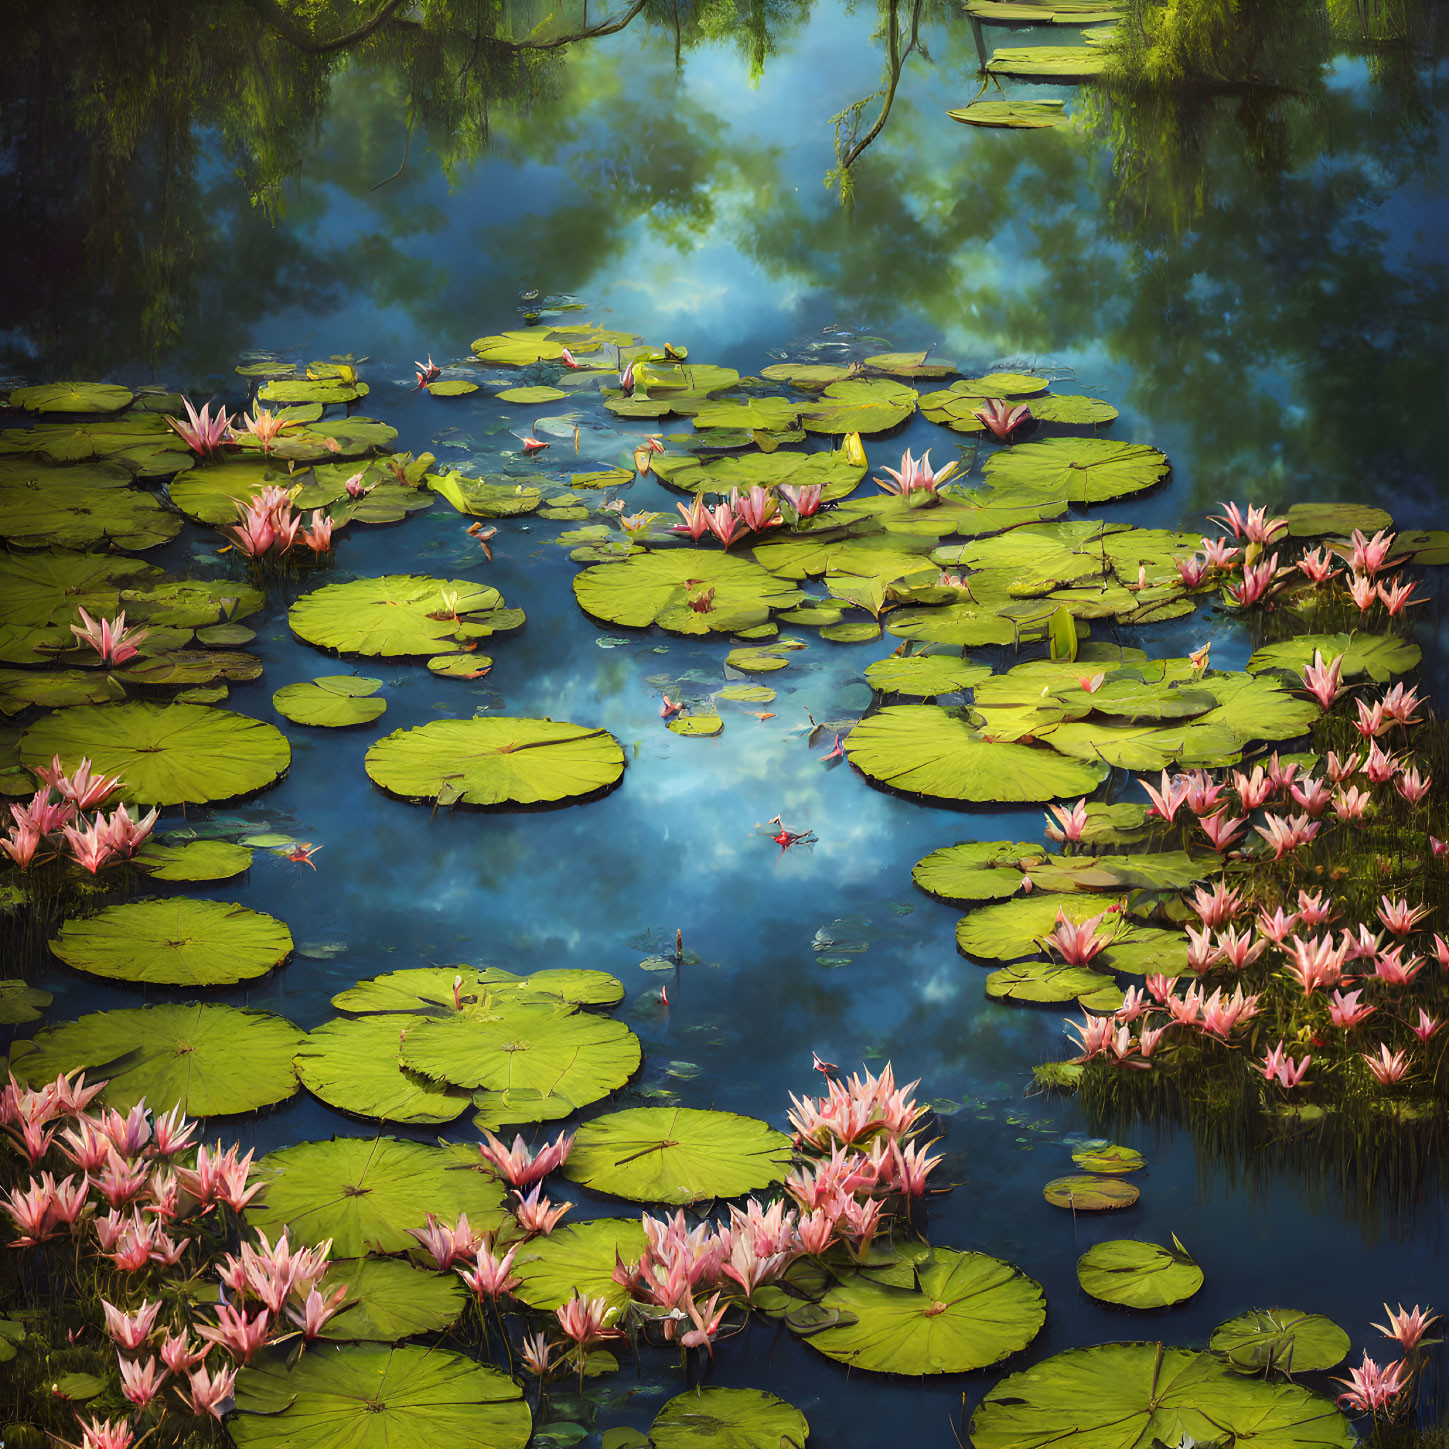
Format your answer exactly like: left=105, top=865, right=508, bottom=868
left=1071, top=1144, right=1144, bottom=1173
left=1210, top=1309, right=1351, bottom=1374
left=1043, top=1175, right=1140, bottom=1210
left=274, top=676, right=387, bottom=727
left=949, top=99, right=1070, bottom=128
left=0, top=979, right=51, bottom=1024
left=651, top=1388, right=809, bottom=1449
left=10, top=382, right=135, bottom=414
left=1077, top=1237, right=1203, bottom=1309
left=668, top=714, right=723, bottom=736
left=427, top=380, right=480, bottom=397
left=132, top=839, right=254, bottom=882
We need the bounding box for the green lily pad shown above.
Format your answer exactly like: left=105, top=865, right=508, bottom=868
left=885, top=602, right=1027, bottom=648
left=966, top=0, right=1124, bottom=16
left=1284, top=502, right=1393, bottom=538
left=512, top=1218, right=651, bottom=1313
left=845, top=704, right=1108, bottom=803
left=333, top=965, right=624, bottom=1013
left=1071, top=1144, right=1144, bottom=1173
left=949, top=99, right=1070, bottom=128
left=0, top=551, right=161, bottom=644
left=971, top=1343, right=1355, bottom=1449
left=1039, top=717, right=1243, bottom=772
left=231, top=1344, right=529, bottom=1449
left=366, top=717, right=624, bottom=808
left=1246, top=632, right=1420, bottom=683
left=496, top=386, right=568, bottom=404
left=563, top=1107, right=794, bottom=1204
left=956, top=894, right=1126, bottom=961
left=274, top=676, right=387, bottom=727
left=9, top=382, right=135, bottom=414
left=0, top=475, right=181, bottom=551
left=470, top=330, right=572, bottom=366
left=986, top=962, right=1116, bottom=1004
left=807, top=1249, right=1044, bottom=1375
left=692, top=398, right=802, bottom=432
left=168, top=457, right=340, bottom=524
left=19, top=701, right=290, bottom=806
left=317, top=1257, right=468, bottom=1341
left=296, top=1014, right=474, bottom=1125
left=668, top=714, right=724, bottom=736
left=863, top=353, right=958, bottom=379
left=249, top=1137, right=506, bottom=1254
left=987, top=44, right=1109, bottom=77
left=1097, top=926, right=1189, bottom=979
left=1024, top=851, right=1206, bottom=894
left=574, top=550, right=803, bottom=636
left=124, top=578, right=265, bottom=628
left=331, top=480, right=434, bottom=525
left=9, top=1002, right=302, bottom=1115
left=1210, top=1310, right=1351, bottom=1374
left=651, top=1389, right=809, bottom=1449
left=0, top=667, right=118, bottom=715
left=398, top=1000, right=640, bottom=1125
left=0, top=979, right=51, bottom=1024
left=819, top=618, right=882, bottom=643
left=290, top=577, right=520, bottom=659
left=132, top=838, right=254, bottom=882
left=716, top=683, right=777, bottom=703
left=0, top=414, right=190, bottom=472
left=864, top=653, right=991, bottom=697
left=759, top=363, right=855, bottom=387
left=427, top=380, right=479, bottom=397
left=1043, top=1175, right=1139, bottom=1210
left=912, top=840, right=1041, bottom=904
left=800, top=379, right=918, bottom=434
left=119, top=649, right=264, bottom=688
left=1029, top=395, right=1119, bottom=426
left=50, top=898, right=292, bottom=987
left=652, top=447, right=866, bottom=502
left=983, top=438, right=1169, bottom=504
left=255, top=378, right=365, bottom=406
left=1077, top=1238, right=1203, bottom=1309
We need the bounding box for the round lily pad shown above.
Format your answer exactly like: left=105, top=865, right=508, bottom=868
left=983, top=439, right=1170, bottom=503
left=865, top=654, right=992, bottom=697
left=717, top=684, right=777, bottom=703
left=19, top=701, right=290, bottom=806
left=0, top=476, right=181, bottom=551
left=1077, top=1238, right=1203, bottom=1309
left=653, top=448, right=866, bottom=502
left=290, top=576, right=520, bottom=659
left=249, top=1138, right=506, bottom=1255
left=563, top=1107, right=794, bottom=1204
left=366, top=717, right=625, bottom=808
left=1043, top=1175, right=1140, bottom=1211
left=986, top=44, right=1109, bottom=77
left=949, top=99, right=1069, bottom=128
left=132, top=839, right=254, bottom=882
left=0, top=979, right=51, bottom=1025
left=986, top=962, right=1116, bottom=1004
left=496, top=386, right=568, bottom=404
left=427, top=380, right=479, bottom=397
left=1284, top=502, right=1393, bottom=537
left=512, top=1218, right=651, bottom=1313
left=800, top=379, right=918, bottom=434
left=806, top=1249, right=1045, bottom=1375
left=846, top=705, right=1108, bottom=803
left=726, top=646, right=791, bottom=673
left=317, top=1257, right=468, bottom=1342
left=296, top=1015, right=474, bottom=1124
left=1030, top=395, right=1119, bottom=426
left=50, top=899, right=292, bottom=987
left=957, top=895, right=1126, bottom=962
left=333, top=965, right=624, bottom=1013
left=1210, top=1310, right=1351, bottom=1374
left=668, top=714, right=723, bottom=736
left=231, top=1344, right=529, bottom=1449
left=651, top=1389, right=809, bottom=1449
left=0, top=668, right=117, bottom=715
left=274, top=676, right=387, bottom=727
left=1247, top=631, right=1420, bottom=684
left=1071, top=1144, right=1144, bottom=1174
left=912, top=840, right=1040, bottom=904
left=9, top=382, right=135, bottom=414
left=470, top=330, right=572, bottom=366
left=9, top=1002, right=302, bottom=1115
left=971, top=1343, right=1355, bottom=1449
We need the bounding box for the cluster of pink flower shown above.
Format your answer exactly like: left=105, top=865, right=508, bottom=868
left=1335, top=1303, right=1439, bottom=1418
left=1, top=755, right=156, bottom=873
left=226, top=484, right=332, bottom=558
left=872, top=447, right=958, bottom=500
left=669, top=483, right=820, bottom=547
left=1, top=1074, right=334, bottom=1449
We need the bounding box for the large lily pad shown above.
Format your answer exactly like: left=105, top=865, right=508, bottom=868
left=913, top=840, right=1041, bottom=904
left=563, top=1107, right=794, bottom=1204
left=845, top=705, right=1108, bottom=803
left=1043, top=1176, right=1139, bottom=1210
left=249, top=1137, right=506, bottom=1254
left=471, top=330, right=573, bottom=365
left=970, top=1343, right=1355, bottom=1449
left=1029, top=395, right=1119, bottom=426
left=19, top=701, right=290, bottom=805
left=231, top=1345, right=529, bottom=1449
left=1246, top=632, right=1420, bottom=683
left=956, top=893, right=1126, bottom=962
left=9, top=382, right=135, bottom=414
left=512, top=1218, right=651, bottom=1313
left=949, top=100, right=1070, bottom=128
left=50, top=899, right=292, bottom=987
left=864, top=653, right=992, bottom=697
left=800, top=379, right=918, bottom=434
left=574, top=550, right=804, bottom=636
left=807, top=1249, right=1045, bottom=1375
left=0, top=668, right=117, bottom=715
left=1077, top=1238, right=1203, bottom=1309
left=0, top=552, right=161, bottom=651
left=653, top=448, right=866, bottom=502
left=296, top=1015, right=474, bottom=1125
left=0, top=476, right=181, bottom=551
left=168, top=457, right=344, bottom=524
left=651, top=1389, right=810, bottom=1449
left=426, top=472, right=543, bottom=518
left=317, top=1257, right=468, bottom=1342
left=1209, top=1310, right=1351, bottom=1375
left=366, top=717, right=624, bottom=808
left=274, top=676, right=387, bottom=727
left=9, top=1003, right=302, bottom=1115
left=398, top=1002, right=641, bottom=1126
left=132, top=838, right=254, bottom=882
left=885, top=602, right=1026, bottom=648
left=290, top=577, right=519, bottom=660
left=986, top=961, right=1117, bottom=1005
left=983, top=439, right=1170, bottom=503
left=333, top=965, right=624, bottom=1013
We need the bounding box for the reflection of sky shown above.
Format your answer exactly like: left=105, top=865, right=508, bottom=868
left=19, top=5, right=1449, bottom=1439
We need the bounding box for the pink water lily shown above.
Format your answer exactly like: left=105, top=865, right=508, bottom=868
left=555, top=1291, right=624, bottom=1350
left=972, top=398, right=1031, bottom=440
left=478, top=1129, right=574, bottom=1187
left=1379, top=682, right=1423, bottom=725
left=1, top=822, right=44, bottom=870
left=1296, top=546, right=1337, bottom=583
left=1335, top=1352, right=1408, bottom=1415
left=732, top=485, right=782, bottom=534
left=179, top=1359, right=238, bottom=1419
left=166, top=397, right=233, bottom=457
left=1377, top=895, right=1428, bottom=937
left=68, top=1416, right=136, bottom=1449
left=1198, top=810, right=1247, bottom=854
left=1174, top=553, right=1208, bottom=586
left=1362, top=1044, right=1411, bottom=1085
left=71, top=608, right=149, bottom=667
left=1043, top=798, right=1088, bottom=844
left=1141, top=770, right=1188, bottom=823
left=62, top=817, right=118, bottom=874
left=1232, top=765, right=1274, bottom=810
left=407, top=1212, right=479, bottom=1270
left=1228, top=553, right=1279, bottom=605
left=873, top=447, right=958, bottom=498
left=1328, top=988, right=1375, bottom=1029
left=1372, top=1302, right=1439, bottom=1351
left=1200, top=536, right=1239, bottom=569
left=512, top=1183, right=572, bottom=1236
left=1290, top=777, right=1333, bottom=815
left=1253, top=812, right=1320, bottom=859
left=1377, top=575, right=1423, bottom=615
left=670, top=497, right=711, bottom=540
left=236, top=406, right=297, bottom=452
left=1348, top=528, right=1399, bottom=576
left=1043, top=908, right=1112, bottom=967
left=1347, top=571, right=1378, bottom=611
left=414, top=355, right=442, bottom=388
left=119, top=1354, right=167, bottom=1409
left=704, top=501, right=742, bottom=548
left=101, top=1298, right=161, bottom=1351
left=301, top=512, right=333, bottom=554
left=1364, top=741, right=1400, bottom=784
left=1261, top=1040, right=1310, bottom=1088
left=779, top=483, right=823, bottom=518
left=97, top=802, right=158, bottom=859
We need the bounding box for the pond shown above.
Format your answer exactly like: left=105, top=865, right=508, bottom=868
left=1, top=2, right=1448, bottom=1447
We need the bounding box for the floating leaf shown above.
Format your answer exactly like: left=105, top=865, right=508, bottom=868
left=986, top=962, right=1116, bottom=1004
left=986, top=45, right=1109, bottom=77
left=668, top=714, right=723, bottom=736
left=692, top=398, right=802, bottom=432
left=168, top=457, right=343, bottom=524
left=10, top=1003, right=302, bottom=1115
left=132, top=839, right=254, bottom=882
left=651, top=1388, right=810, bottom=1449
left=296, top=1015, right=474, bottom=1125
left=496, top=386, right=568, bottom=404
left=800, top=379, right=918, bottom=434
left=652, top=448, right=866, bottom=502
left=50, top=899, right=291, bottom=988
left=956, top=893, right=1126, bottom=961
left=983, top=438, right=1169, bottom=504
left=864, top=654, right=991, bottom=697
left=512, top=1218, right=651, bottom=1313
left=1077, top=1238, right=1203, bottom=1309
left=0, top=979, right=51, bottom=1024
left=1246, top=632, right=1420, bottom=684
left=0, top=668, right=117, bottom=715
left=426, top=471, right=542, bottom=518
left=290, top=576, right=519, bottom=660
left=1210, top=1309, right=1351, bottom=1374
left=912, top=840, right=1041, bottom=904
left=427, top=380, right=479, bottom=397
left=250, top=1138, right=506, bottom=1255
left=9, top=382, right=135, bottom=414
left=949, top=99, right=1070, bottom=128
left=563, top=1107, right=794, bottom=1204
left=885, top=602, right=1026, bottom=648
left=231, top=1344, right=529, bottom=1449
left=20, top=701, right=289, bottom=806
left=1030, top=394, right=1119, bottom=426
left=1043, top=1175, right=1139, bottom=1210
left=333, top=965, right=624, bottom=1013
left=316, top=1258, right=467, bottom=1342
left=845, top=704, right=1108, bottom=803
left=716, top=683, right=777, bottom=703
left=470, top=331, right=572, bottom=366
left=1071, top=1144, right=1144, bottom=1173
left=274, top=676, right=387, bottom=727
left=806, top=1248, right=1044, bottom=1374
left=971, top=1343, right=1355, bottom=1449
left=0, top=475, right=181, bottom=551
left=1284, top=502, right=1393, bottom=538
left=366, top=717, right=624, bottom=808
